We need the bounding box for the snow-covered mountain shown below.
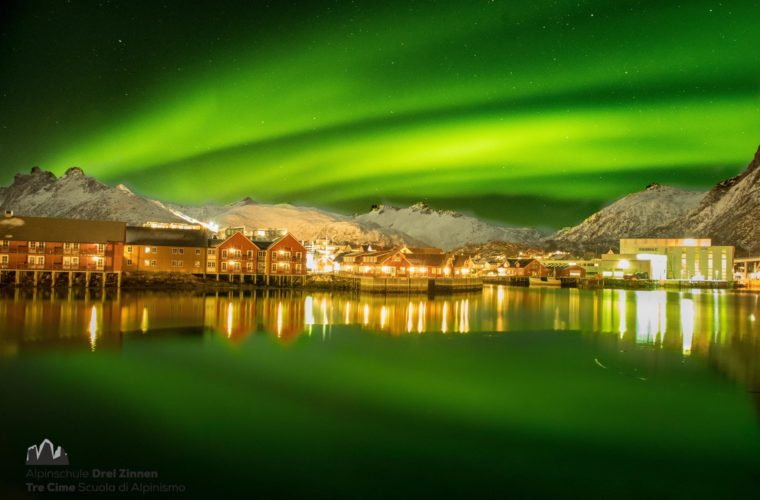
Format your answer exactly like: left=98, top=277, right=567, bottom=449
left=0, top=167, right=410, bottom=245
left=355, top=202, right=544, bottom=251
left=667, top=144, right=760, bottom=251
left=552, top=183, right=705, bottom=251
left=0, top=167, right=188, bottom=225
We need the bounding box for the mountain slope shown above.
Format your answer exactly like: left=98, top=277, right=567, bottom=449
left=669, top=145, right=760, bottom=251
left=552, top=183, right=705, bottom=250
left=354, top=203, right=544, bottom=251
left=0, top=167, right=186, bottom=225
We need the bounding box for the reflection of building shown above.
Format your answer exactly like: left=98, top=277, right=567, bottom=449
left=600, top=238, right=734, bottom=281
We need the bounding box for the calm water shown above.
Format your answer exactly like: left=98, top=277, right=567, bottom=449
left=1, top=286, right=759, bottom=498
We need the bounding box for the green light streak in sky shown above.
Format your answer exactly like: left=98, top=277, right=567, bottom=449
left=1, top=0, right=759, bottom=225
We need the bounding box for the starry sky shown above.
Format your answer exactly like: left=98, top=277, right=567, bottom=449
left=1, top=0, right=759, bottom=228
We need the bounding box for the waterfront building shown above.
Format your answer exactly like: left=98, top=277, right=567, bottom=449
left=0, top=212, right=125, bottom=272
left=600, top=238, right=734, bottom=281
left=502, top=258, right=550, bottom=278
left=124, top=226, right=208, bottom=274
left=261, top=233, right=308, bottom=276
left=209, top=231, right=262, bottom=275
left=451, top=254, right=475, bottom=276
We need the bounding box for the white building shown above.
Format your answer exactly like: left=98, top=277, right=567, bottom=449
left=600, top=238, right=734, bottom=281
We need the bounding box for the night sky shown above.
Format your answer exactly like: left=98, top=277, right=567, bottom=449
left=1, top=0, right=759, bottom=228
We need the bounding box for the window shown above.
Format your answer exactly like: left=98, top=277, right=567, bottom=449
left=195, top=249, right=201, bottom=256
left=150, top=260, right=157, bottom=267
left=127, top=259, right=133, bottom=266
left=207, top=261, right=216, bottom=269
left=37, top=256, right=44, bottom=265
left=207, top=248, right=215, bottom=255
left=295, top=251, right=302, bottom=259
left=126, top=246, right=132, bottom=253
left=145, top=246, right=151, bottom=253
left=221, top=250, right=227, bottom=258
left=97, top=244, right=105, bottom=254
left=64, top=242, right=71, bottom=250
left=72, top=257, right=79, bottom=265
left=258, top=250, right=266, bottom=259
left=1, top=240, right=8, bottom=247
left=246, top=250, right=253, bottom=258
left=221, top=262, right=227, bottom=271
left=1, top=255, right=8, bottom=264
left=295, top=263, right=302, bottom=273
left=194, top=260, right=201, bottom=268
left=271, top=263, right=277, bottom=272
left=246, top=262, right=253, bottom=271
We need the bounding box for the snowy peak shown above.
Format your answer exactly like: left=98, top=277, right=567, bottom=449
left=671, top=144, right=760, bottom=250
left=0, top=166, right=187, bottom=225
left=553, top=183, right=705, bottom=249
left=355, top=203, right=543, bottom=251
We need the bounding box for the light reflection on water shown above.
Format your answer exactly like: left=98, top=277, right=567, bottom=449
left=1, top=286, right=758, bottom=380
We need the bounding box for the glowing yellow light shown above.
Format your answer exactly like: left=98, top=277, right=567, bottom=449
left=618, top=259, right=630, bottom=270
left=87, top=305, right=98, bottom=351
left=226, top=302, right=233, bottom=337
left=277, top=302, right=283, bottom=337
left=140, top=306, right=149, bottom=333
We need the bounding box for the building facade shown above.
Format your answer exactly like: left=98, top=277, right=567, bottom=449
left=0, top=214, right=125, bottom=272
left=601, top=238, right=734, bottom=281
left=124, top=226, right=208, bottom=274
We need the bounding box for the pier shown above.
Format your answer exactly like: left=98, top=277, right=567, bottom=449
left=0, top=269, right=121, bottom=288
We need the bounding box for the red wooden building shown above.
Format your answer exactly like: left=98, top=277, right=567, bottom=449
left=0, top=213, right=125, bottom=272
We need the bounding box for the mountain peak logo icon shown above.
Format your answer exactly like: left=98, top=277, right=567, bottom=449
left=26, top=439, right=69, bottom=466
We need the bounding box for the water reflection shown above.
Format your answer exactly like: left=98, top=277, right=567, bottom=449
left=0, top=286, right=758, bottom=389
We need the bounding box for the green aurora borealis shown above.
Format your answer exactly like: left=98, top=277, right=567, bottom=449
left=1, top=0, right=759, bottom=227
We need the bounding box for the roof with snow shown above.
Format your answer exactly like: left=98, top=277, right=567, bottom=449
left=0, top=215, right=126, bottom=243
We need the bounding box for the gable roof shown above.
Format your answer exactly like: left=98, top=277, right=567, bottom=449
left=406, top=253, right=449, bottom=267
left=0, top=215, right=125, bottom=243
left=505, top=258, right=538, bottom=268
left=211, top=230, right=259, bottom=249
